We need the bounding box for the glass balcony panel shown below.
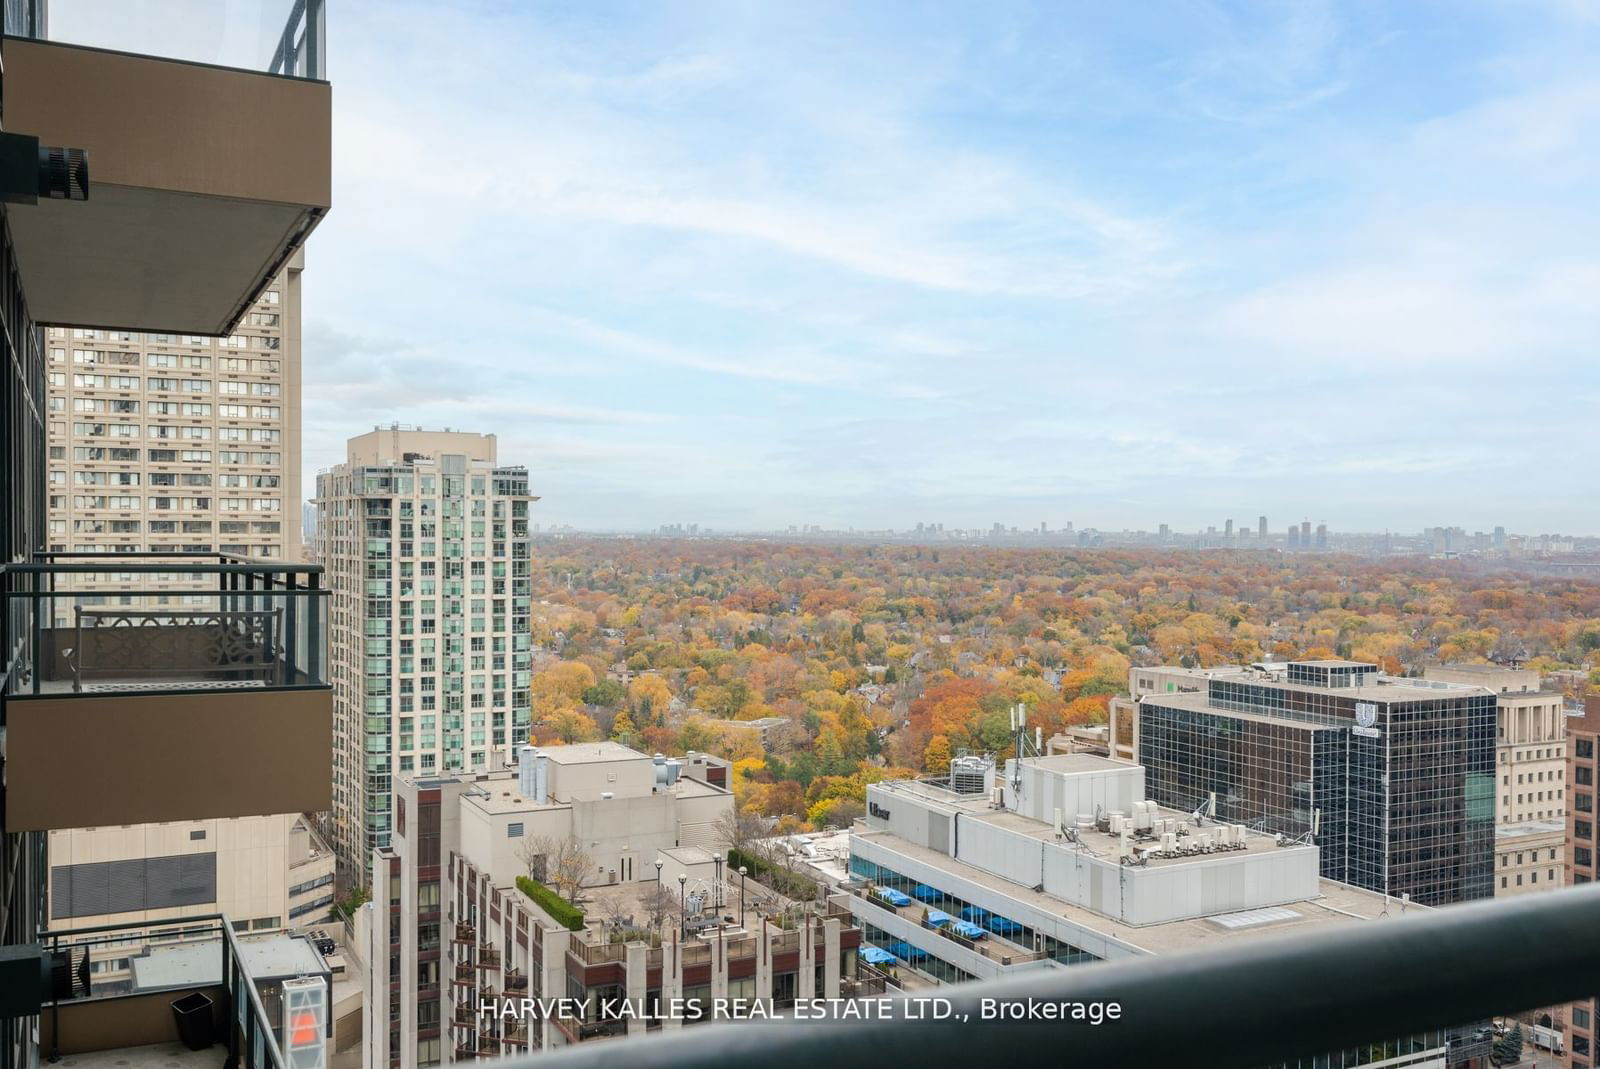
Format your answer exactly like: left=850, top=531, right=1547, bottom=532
left=8, top=0, right=326, bottom=80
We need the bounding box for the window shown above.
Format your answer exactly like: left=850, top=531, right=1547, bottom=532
left=189, top=830, right=206, bottom=841
left=507, top=822, right=524, bottom=837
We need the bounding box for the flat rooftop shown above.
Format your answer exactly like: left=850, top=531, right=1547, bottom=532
left=1145, top=664, right=1493, bottom=708
left=1292, top=659, right=1376, bottom=669
left=1025, top=752, right=1125, bottom=774
left=539, top=741, right=652, bottom=766
left=1495, top=819, right=1566, bottom=843
left=130, top=932, right=327, bottom=991
left=854, top=827, right=1406, bottom=954
left=463, top=770, right=726, bottom=815
left=874, top=770, right=1303, bottom=870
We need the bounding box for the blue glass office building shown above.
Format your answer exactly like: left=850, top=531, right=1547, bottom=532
left=1137, top=660, right=1496, bottom=906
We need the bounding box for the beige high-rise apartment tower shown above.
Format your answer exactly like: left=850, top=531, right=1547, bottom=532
left=45, top=253, right=303, bottom=563
left=317, top=428, right=536, bottom=889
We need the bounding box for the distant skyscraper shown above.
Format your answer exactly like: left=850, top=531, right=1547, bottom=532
left=1300, top=520, right=1311, bottom=548
left=1315, top=524, right=1328, bottom=551
left=1259, top=515, right=1268, bottom=540
left=1158, top=523, right=1170, bottom=541
left=1224, top=519, right=1233, bottom=540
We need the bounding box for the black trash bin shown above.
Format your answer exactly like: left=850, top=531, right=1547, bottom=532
left=170, top=991, right=216, bottom=1051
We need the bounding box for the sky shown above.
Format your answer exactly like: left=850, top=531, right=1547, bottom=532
left=46, top=1, right=1600, bottom=534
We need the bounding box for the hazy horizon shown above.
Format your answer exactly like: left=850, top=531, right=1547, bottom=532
left=45, top=1, right=1600, bottom=534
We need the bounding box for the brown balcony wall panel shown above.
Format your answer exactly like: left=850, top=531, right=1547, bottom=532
left=5, top=687, right=331, bottom=831
left=40, top=986, right=228, bottom=1055
left=1, top=37, right=331, bottom=334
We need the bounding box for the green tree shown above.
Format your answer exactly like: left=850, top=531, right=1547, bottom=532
left=332, top=885, right=370, bottom=921
left=582, top=679, right=626, bottom=708
left=1493, top=1024, right=1522, bottom=1066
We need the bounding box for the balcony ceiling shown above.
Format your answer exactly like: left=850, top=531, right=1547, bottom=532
left=1, top=37, right=330, bottom=335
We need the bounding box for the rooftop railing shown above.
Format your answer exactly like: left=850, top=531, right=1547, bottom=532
left=1, top=552, right=326, bottom=698
left=498, top=882, right=1600, bottom=1069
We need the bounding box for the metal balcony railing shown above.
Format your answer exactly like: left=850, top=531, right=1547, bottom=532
left=37, top=914, right=327, bottom=1069
left=493, top=884, right=1600, bottom=1069
left=1, top=553, right=327, bottom=697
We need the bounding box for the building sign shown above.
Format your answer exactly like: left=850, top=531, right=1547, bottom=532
left=282, top=976, right=327, bottom=1069
left=1352, top=702, right=1381, bottom=739
left=868, top=801, right=891, bottom=821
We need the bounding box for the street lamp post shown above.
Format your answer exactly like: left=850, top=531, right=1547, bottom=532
left=738, top=865, right=748, bottom=924
left=654, top=859, right=664, bottom=928
left=678, top=873, right=688, bottom=938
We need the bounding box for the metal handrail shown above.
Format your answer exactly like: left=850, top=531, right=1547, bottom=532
left=38, top=913, right=293, bottom=1069
left=491, top=883, right=1600, bottom=1069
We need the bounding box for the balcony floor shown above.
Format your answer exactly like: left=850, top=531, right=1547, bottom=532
left=55, top=1042, right=225, bottom=1069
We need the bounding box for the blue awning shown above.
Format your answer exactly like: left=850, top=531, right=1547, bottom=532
left=878, top=889, right=912, bottom=907
left=886, top=940, right=927, bottom=962
left=926, top=910, right=953, bottom=927
left=858, top=946, right=897, bottom=966
left=951, top=920, right=986, bottom=940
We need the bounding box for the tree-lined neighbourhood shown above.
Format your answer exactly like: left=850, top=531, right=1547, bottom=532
left=522, top=539, right=1600, bottom=832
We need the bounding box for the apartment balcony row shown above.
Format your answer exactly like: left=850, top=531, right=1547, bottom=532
left=0, top=552, right=331, bottom=832
left=23, top=914, right=330, bottom=1069
left=2, top=0, right=328, bottom=336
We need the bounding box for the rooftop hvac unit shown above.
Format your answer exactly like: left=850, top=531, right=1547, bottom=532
left=1161, top=832, right=1176, bottom=852
left=950, top=756, right=989, bottom=794
left=1133, top=803, right=1154, bottom=832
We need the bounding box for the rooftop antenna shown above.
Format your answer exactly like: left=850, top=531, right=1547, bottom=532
left=1010, top=703, right=1027, bottom=795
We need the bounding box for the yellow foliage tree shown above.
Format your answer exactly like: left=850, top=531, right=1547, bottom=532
left=532, top=661, right=596, bottom=704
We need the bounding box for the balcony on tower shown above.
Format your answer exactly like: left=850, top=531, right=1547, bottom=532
left=1, top=552, right=330, bottom=832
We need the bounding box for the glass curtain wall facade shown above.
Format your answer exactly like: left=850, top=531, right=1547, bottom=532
left=1139, top=670, right=1495, bottom=906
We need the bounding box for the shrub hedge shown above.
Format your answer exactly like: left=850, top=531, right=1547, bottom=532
left=515, top=875, right=585, bottom=931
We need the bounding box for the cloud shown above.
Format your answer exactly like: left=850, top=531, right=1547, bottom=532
left=275, top=1, right=1600, bottom=530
